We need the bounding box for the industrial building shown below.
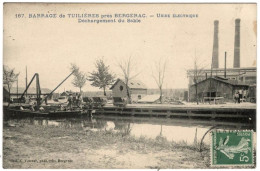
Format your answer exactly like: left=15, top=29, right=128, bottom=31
left=110, top=79, right=147, bottom=102
left=3, top=86, right=52, bottom=102
left=187, top=18, right=256, bottom=101
left=60, top=91, right=73, bottom=97
left=189, top=76, right=249, bottom=102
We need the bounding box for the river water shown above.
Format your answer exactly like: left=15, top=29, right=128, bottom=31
left=4, top=115, right=255, bottom=145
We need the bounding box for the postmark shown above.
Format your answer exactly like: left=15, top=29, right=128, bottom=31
left=211, top=130, right=254, bottom=167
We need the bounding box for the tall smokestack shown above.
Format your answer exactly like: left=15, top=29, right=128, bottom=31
left=212, top=20, right=219, bottom=68
left=234, top=19, right=240, bottom=68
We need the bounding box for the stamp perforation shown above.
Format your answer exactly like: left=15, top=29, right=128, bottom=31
left=210, top=129, right=255, bottom=168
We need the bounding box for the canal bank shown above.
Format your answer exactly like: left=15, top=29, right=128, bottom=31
left=3, top=116, right=256, bottom=169
left=3, top=122, right=209, bottom=169
left=4, top=102, right=256, bottom=125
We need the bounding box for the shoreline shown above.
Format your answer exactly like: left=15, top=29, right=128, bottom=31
left=3, top=123, right=210, bottom=169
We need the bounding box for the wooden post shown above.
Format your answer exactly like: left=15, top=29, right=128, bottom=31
left=224, top=52, right=227, bottom=78
left=25, top=66, right=28, bottom=97
left=187, top=110, right=192, bottom=119
left=16, top=78, right=18, bottom=100
left=211, top=111, right=216, bottom=119
left=131, top=109, right=135, bottom=116
left=166, top=110, right=171, bottom=118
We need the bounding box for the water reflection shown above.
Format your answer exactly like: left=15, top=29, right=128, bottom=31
left=5, top=116, right=254, bottom=145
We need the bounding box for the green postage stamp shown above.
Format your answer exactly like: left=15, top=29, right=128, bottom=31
left=211, top=130, right=254, bottom=167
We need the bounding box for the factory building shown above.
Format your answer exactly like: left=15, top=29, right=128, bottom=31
left=187, top=19, right=256, bottom=101
left=3, top=86, right=52, bottom=102
left=189, top=76, right=249, bottom=102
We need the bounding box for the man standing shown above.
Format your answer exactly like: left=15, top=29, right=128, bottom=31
left=238, top=89, right=243, bottom=103
left=243, top=89, right=247, bottom=99
left=67, top=94, right=72, bottom=110
left=234, top=91, right=239, bottom=104
left=77, top=93, right=83, bottom=109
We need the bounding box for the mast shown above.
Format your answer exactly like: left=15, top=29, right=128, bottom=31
left=40, top=71, right=74, bottom=105
left=25, top=66, right=28, bottom=96
left=36, top=73, right=41, bottom=108
left=20, top=73, right=37, bottom=100
left=16, top=77, right=18, bottom=100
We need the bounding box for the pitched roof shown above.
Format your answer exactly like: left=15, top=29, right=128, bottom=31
left=192, top=77, right=249, bottom=87
left=61, top=91, right=73, bottom=96
left=110, top=79, right=147, bottom=90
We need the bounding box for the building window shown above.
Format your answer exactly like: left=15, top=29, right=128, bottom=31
left=138, top=95, right=141, bottom=99
left=120, top=85, right=123, bottom=91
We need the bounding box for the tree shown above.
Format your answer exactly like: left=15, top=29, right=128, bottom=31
left=152, top=58, right=167, bottom=103
left=118, top=57, right=140, bottom=103
left=88, top=59, right=116, bottom=96
left=3, top=65, right=19, bottom=106
left=70, top=63, right=87, bottom=92
left=193, top=56, right=206, bottom=105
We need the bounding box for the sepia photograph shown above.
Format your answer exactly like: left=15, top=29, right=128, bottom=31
left=2, top=2, right=257, bottom=169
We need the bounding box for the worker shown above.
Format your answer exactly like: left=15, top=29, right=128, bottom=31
left=243, top=89, right=247, bottom=99
left=24, top=96, right=29, bottom=104
left=234, top=91, right=239, bottom=104
left=30, top=102, right=35, bottom=111
left=238, top=89, right=243, bottom=103
left=77, top=93, right=83, bottom=108
left=73, top=93, right=77, bottom=106
left=44, top=95, right=48, bottom=105
left=75, top=93, right=78, bottom=106
left=67, top=94, right=72, bottom=110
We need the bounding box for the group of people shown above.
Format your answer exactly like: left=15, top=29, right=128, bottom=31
left=234, top=89, right=247, bottom=103
left=27, top=95, right=48, bottom=111
left=67, top=93, right=83, bottom=109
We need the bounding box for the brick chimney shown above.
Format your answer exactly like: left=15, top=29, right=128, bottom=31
left=212, top=20, right=219, bottom=68
left=233, top=19, right=240, bottom=68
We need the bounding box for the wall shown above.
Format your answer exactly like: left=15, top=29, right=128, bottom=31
left=111, top=80, right=128, bottom=98
left=147, top=88, right=187, bottom=100
left=111, top=80, right=147, bottom=101
left=130, top=89, right=147, bottom=102
left=187, top=68, right=256, bottom=87
left=3, top=88, right=10, bottom=102
left=189, top=79, right=234, bottom=102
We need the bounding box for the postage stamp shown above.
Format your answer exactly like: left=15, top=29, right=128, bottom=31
left=211, top=130, right=254, bottom=167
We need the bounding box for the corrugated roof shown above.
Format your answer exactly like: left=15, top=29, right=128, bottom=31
left=110, top=79, right=147, bottom=90
left=192, top=77, right=249, bottom=87
left=214, top=77, right=249, bottom=86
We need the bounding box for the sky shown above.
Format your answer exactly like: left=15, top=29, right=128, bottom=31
left=3, top=3, right=256, bottom=92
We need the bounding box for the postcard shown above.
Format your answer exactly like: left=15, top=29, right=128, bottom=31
left=2, top=3, right=256, bottom=169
